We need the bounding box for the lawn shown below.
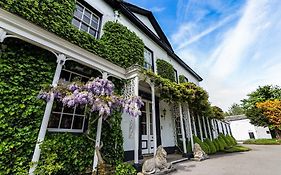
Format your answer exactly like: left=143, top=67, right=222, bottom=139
left=243, top=139, right=281, bottom=145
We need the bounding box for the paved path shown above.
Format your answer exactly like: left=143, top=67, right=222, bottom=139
left=171, top=144, right=281, bottom=175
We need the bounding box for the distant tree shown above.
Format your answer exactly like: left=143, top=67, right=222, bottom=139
left=225, top=103, right=244, bottom=116
left=211, top=106, right=224, bottom=120
left=241, top=85, right=281, bottom=127
left=256, top=100, right=281, bottom=139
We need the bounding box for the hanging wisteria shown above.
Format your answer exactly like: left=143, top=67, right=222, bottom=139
left=38, top=77, right=144, bottom=118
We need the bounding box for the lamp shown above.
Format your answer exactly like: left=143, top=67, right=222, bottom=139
left=161, top=108, right=166, bottom=119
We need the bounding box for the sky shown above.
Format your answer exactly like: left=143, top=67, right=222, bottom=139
left=127, top=0, right=281, bottom=111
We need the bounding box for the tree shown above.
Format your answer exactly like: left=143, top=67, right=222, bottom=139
left=241, top=85, right=281, bottom=127
left=225, top=103, right=244, bottom=116
left=256, top=100, right=281, bottom=139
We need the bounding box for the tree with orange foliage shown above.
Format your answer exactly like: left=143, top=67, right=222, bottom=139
left=256, top=99, right=281, bottom=139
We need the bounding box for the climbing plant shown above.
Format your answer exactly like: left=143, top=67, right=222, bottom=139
left=0, top=39, right=56, bottom=174
left=156, top=59, right=175, bottom=82
left=0, top=0, right=144, bottom=69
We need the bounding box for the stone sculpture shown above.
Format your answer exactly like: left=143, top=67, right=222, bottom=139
left=138, top=145, right=173, bottom=175
left=192, top=143, right=209, bottom=161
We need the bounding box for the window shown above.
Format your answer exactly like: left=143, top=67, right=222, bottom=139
left=144, top=47, right=154, bottom=70
left=174, top=69, right=178, bottom=83
left=48, top=69, right=90, bottom=133
left=72, top=1, right=101, bottom=38
left=249, top=132, right=255, bottom=139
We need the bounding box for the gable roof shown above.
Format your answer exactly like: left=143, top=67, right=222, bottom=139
left=225, top=115, right=248, bottom=121
left=104, top=0, right=203, bottom=82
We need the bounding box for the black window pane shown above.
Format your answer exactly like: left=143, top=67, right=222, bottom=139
left=81, top=23, right=88, bottom=32
left=76, top=4, right=83, bottom=12
left=72, top=18, right=80, bottom=28
left=75, top=106, right=85, bottom=115
left=63, top=106, right=74, bottom=114
left=84, top=9, right=91, bottom=17
left=91, top=20, right=98, bottom=29
left=48, top=113, right=60, bottom=128
left=60, top=70, right=71, bottom=81
left=72, top=116, right=84, bottom=129
left=60, top=115, right=73, bottom=129
left=89, top=28, right=96, bottom=36
left=74, top=9, right=83, bottom=19
left=83, top=15, right=90, bottom=24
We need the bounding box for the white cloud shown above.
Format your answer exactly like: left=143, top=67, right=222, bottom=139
left=173, top=14, right=237, bottom=50
left=150, top=6, right=166, bottom=13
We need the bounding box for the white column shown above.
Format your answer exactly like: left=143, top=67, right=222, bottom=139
left=211, top=119, right=216, bottom=138
left=134, top=76, right=139, bottom=164
left=29, top=54, right=66, bottom=174
left=192, top=115, right=197, bottom=136
left=186, top=104, right=194, bottom=150
left=202, top=116, right=208, bottom=140
left=197, top=116, right=203, bottom=141
left=206, top=118, right=212, bottom=140
left=179, top=103, right=187, bottom=154
left=151, top=84, right=157, bottom=155
left=92, top=72, right=108, bottom=172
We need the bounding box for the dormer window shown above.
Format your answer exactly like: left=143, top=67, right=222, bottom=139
left=72, top=1, right=101, bottom=39
left=144, top=47, right=154, bottom=71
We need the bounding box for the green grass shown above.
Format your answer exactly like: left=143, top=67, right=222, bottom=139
left=223, top=145, right=251, bottom=153
left=243, top=139, right=281, bottom=145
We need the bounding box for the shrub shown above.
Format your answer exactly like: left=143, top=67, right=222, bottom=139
left=226, top=135, right=236, bottom=146
left=193, top=135, right=210, bottom=154
left=224, top=145, right=251, bottom=153
left=218, top=135, right=228, bottom=149
left=231, top=135, right=237, bottom=145
left=115, top=163, right=136, bottom=175
left=216, top=138, right=225, bottom=151
left=204, top=138, right=217, bottom=154
left=220, top=134, right=232, bottom=147
left=213, top=139, right=220, bottom=151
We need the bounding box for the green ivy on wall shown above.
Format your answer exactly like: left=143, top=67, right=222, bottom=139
left=0, top=0, right=144, bottom=69
left=0, top=39, right=56, bottom=174
left=156, top=59, right=175, bottom=82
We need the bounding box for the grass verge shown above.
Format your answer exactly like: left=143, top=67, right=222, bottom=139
left=243, top=139, right=281, bottom=145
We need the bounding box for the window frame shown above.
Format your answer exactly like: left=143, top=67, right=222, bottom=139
left=72, top=1, right=103, bottom=39
left=173, top=69, right=178, bottom=83
left=143, top=47, right=154, bottom=71
left=47, top=69, right=90, bottom=133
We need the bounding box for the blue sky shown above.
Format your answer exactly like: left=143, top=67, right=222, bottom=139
left=127, top=0, right=281, bottom=111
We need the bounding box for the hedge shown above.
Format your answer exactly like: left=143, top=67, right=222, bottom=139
left=156, top=59, right=175, bottom=82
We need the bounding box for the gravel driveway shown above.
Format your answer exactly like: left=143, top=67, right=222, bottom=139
left=171, top=144, right=281, bottom=175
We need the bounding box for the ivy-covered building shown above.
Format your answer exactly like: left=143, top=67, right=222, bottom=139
left=0, top=0, right=232, bottom=174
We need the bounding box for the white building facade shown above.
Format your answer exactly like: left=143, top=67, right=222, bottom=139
left=0, top=0, right=232, bottom=173
left=226, top=115, right=272, bottom=141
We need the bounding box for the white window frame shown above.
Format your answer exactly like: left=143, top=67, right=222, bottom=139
left=72, top=1, right=101, bottom=39
left=144, top=47, right=154, bottom=71
left=47, top=69, right=90, bottom=133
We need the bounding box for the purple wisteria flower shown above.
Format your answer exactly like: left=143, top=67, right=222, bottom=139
left=37, top=91, right=51, bottom=102
left=85, top=78, right=114, bottom=96
left=38, top=77, right=144, bottom=118
left=123, top=96, right=144, bottom=117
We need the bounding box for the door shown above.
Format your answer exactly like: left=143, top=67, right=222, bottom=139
left=140, top=100, right=154, bottom=154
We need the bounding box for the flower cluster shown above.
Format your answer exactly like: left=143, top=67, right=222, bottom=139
left=38, top=78, right=143, bottom=118
left=123, top=96, right=144, bottom=117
